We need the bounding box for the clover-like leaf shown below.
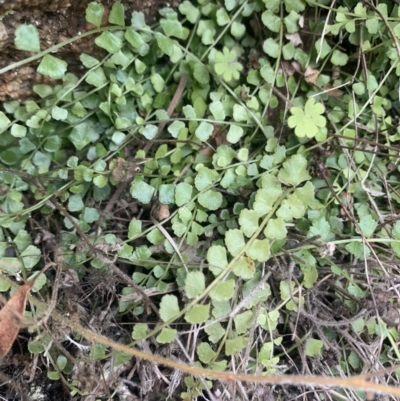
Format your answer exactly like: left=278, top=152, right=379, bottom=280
left=159, top=294, right=180, bottom=322
left=214, top=47, right=243, bottom=82
left=37, top=55, right=67, bottom=80
left=287, top=98, right=326, bottom=138
left=278, top=154, right=311, bottom=186
left=86, top=2, right=104, bottom=28
left=14, top=24, right=40, bottom=52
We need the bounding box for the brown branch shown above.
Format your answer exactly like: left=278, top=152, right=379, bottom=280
left=143, top=75, right=188, bottom=154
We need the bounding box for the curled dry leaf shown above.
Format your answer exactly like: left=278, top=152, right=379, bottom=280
left=304, top=66, right=320, bottom=85
left=0, top=279, right=35, bottom=358
left=0, top=264, right=53, bottom=358
left=323, top=84, right=344, bottom=97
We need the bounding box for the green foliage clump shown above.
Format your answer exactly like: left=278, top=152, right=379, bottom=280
left=1, top=0, right=400, bottom=398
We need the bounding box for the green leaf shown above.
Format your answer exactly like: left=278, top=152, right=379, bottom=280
left=131, top=11, right=148, bottom=29
left=51, top=105, right=68, bottom=121
left=197, top=343, right=216, bottom=364
left=195, top=167, right=219, bottom=191
left=83, top=207, right=99, bottom=223
left=303, top=266, right=318, bottom=288
left=0, top=112, right=11, bottom=129
left=209, top=101, right=225, bottom=121
left=57, top=355, right=67, bottom=371
left=216, top=8, right=230, bottom=25
left=91, top=343, right=106, bottom=360
left=225, top=229, right=246, bottom=257
left=0, top=258, right=22, bottom=274
left=147, top=228, right=164, bottom=245
left=179, top=1, right=200, bottom=24
left=159, top=294, right=180, bottom=322
left=156, top=328, right=177, bottom=343
left=80, top=53, right=99, bottom=68
left=93, top=175, right=108, bottom=188
left=193, top=64, right=210, bottom=84
left=130, top=179, right=155, bottom=204
left=0, top=278, right=10, bottom=292
left=68, top=194, right=84, bottom=212
left=345, top=241, right=370, bottom=259
left=253, top=187, right=279, bottom=217
left=261, top=10, right=281, bottom=32
left=198, top=190, right=223, bottom=211
left=31, top=272, right=47, bottom=292
left=278, top=154, right=311, bottom=186
left=264, top=217, right=287, bottom=239
left=160, top=18, right=189, bottom=40
left=125, top=29, right=149, bottom=55
left=232, top=256, right=255, bottom=279
left=197, top=19, right=216, bottom=45
left=28, top=340, right=45, bottom=354
left=214, top=47, right=243, bottom=82
left=14, top=24, right=40, bottom=52
left=305, top=338, right=323, bottom=357
left=69, top=122, right=99, bottom=151
left=47, top=372, right=59, bottom=380
left=282, top=43, right=295, bottom=60
left=109, top=0, right=125, bottom=26
left=263, top=38, right=280, bottom=58
left=246, top=239, right=270, bottom=262
left=308, top=217, right=331, bottom=241
left=288, top=98, right=326, bottom=138
left=239, top=209, right=259, bottom=238
left=284, top=0, right=305, bottom=13
left=155, top=32, right=174, bottom=57
left=86, top=67, right=107, bottom=87
left=132, top=323, right=148, bottom=340
left=331, top=50, right=349, bottom=66
left=185, top=304, right=210, bottom=323
left=366, top=18, right=379, bottom=34
left=37, top=55, right=68, bottom=79
left=11, top=124, right=27, bottom=138
left=225, top=336, right=247, bottom=356
left=315, top=38, right=332, bottom=59
left=151, top=73, right=165, bottom=93
left=168, top=121, right=185, bottom=138
left=86, top=2, right=104, bottom=28
left=207, top=245, right=228, bottom=276
left=284, top=11, right=300, bottom=33
left=175, top=183, right=193, bottom=206
left=348, top=350, right=361, bottom=370
left=231, top=21, right=246, bottom=39
left=280, top=281, right=302, bottom=311
left=95, top=31, right=123, bottom=53
left=114, top=352, right=132, bottom=367
left=159, top=184, right=175, bottom=204
left=358, top=215, right=377, bottom=238
left=195, top=122, right=214, bottom=141
left=209, top=280, right=235, bottom=301
left=185, top=271, right=205, bottom=298
left=276, top=193, right=306, bottom=221
left=227, top=124, right=244, bottom=144
left=21, top=245, right=41, bottom=270
left=205, top=321, right=225, bottom=343
left=234, top=311, right=253, bottom=334
left=142, top=124, right=158, bottom=140
left=233, top=105, right=248, bottom=122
